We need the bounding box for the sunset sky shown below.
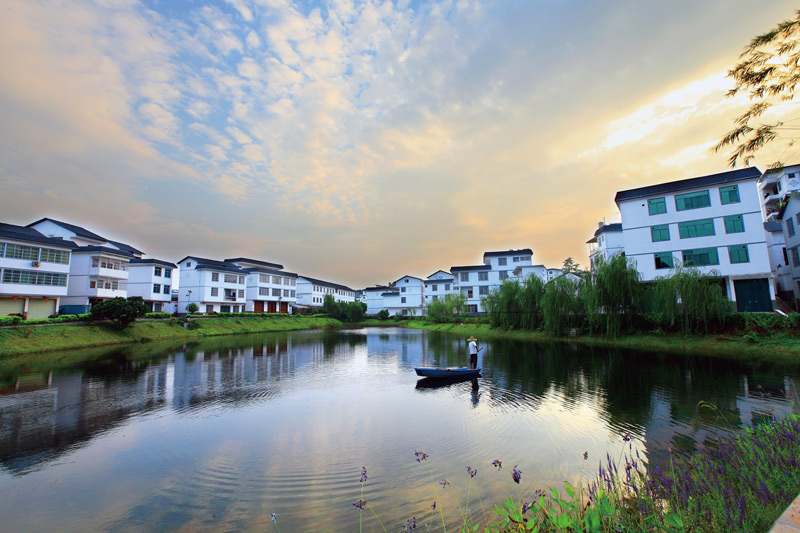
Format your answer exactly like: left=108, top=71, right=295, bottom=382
left=1, top=0, right=798, bottom=288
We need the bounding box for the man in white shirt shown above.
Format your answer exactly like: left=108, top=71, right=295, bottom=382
left=468, top=335, right=478, bottom=369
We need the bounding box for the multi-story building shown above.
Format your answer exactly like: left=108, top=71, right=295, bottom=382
left=587, top=222, right=624, bottom=268
left=364, top=285, right=394, bottom=314
left=614, top=167, right=774, bottom=312
left=0, top=223, right=76, bottom=319
left=452, top=249, right=534, bottom=313
left=226, top=258, right=297, bottom=313
left=779, top=195, right=800, bottom=309
left=758, top=165, right=800, bottom=223
left=384, top=275, right=424, bottom=316
left=423, top=270, right=455, bottom=307
left=177, top=257, right=247, bottom=314
left=127, top=259, right=177, bottom=313
left=296, top=276, right=355, bottom=308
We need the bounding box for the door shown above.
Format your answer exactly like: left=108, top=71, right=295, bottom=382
left=280, top=302, right=289, bottom=313
left=254, top=301, right=264, bottom=313
left=734, top=279, right=773, bottom=312
left=268, top=302, right=277, bottom=313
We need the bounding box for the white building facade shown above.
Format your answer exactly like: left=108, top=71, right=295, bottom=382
left=423, top=270, right=456, bottom=307
left=226, top=258, right=296, bottom=314
left=615, top=167, right=774, bottom=312
left=177, top=257, right=247, bottom=314
left=0, top=223, right=76, bottom=319
left=296, top=276, right=355, bottom=307
left=587, top=222, right=625, bottom=268
left=780, top=195, right=800, bottom=309
left=128, top=259, right=177, bottom=313
left=452, top=249, right=534, bottom=313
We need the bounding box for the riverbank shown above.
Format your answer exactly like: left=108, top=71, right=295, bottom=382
left=0, top=316, right=340, bottom=357
left=385, top=319, right=800, bottom=365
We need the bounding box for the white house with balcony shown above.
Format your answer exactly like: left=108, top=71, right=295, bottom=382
left=296, top=276, right=355, bottom=308
left=388, top=275, right=424, bottom=315
left=128, top=259, right=177, bottom=313
left=451, top=249, right=534, bottom=313
left=225, top=258, right=297, bottom=314
left=781, top=195, right=800, bottom=309
left=364, top=285, right=394, bottom=314
left=587, top=222, right=625, bottom=269
left=0, top=223, right=76, bottom=319
left=177, top=256, right=247, bottom=314
left=758, top=165, right=800, bottom=224
left=615, top=167, right=774, bottom=312
left=423, top=270, right=456, bottom=307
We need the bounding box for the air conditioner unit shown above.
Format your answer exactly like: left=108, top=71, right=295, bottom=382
left=32, top=261, right=40, bottom=268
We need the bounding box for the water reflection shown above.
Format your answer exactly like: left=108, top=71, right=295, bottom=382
left=0, top=328, right=796, bottom=531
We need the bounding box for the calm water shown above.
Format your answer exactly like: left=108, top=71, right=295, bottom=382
left=0, top=328, right=797, bottom=532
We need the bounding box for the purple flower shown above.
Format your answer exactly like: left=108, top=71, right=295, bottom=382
left=583, top=451, right=589, bottom=460
left=466, top=466, right=477, bottom=478
left=353, top=499, right=366, bottom=511
left=512, top=465, right=522, bottom=484
left=431, top=501, right=436, bottom=510
left=415, top=450, right=428, bottom=462
left=439, top=479, right=450, bottom=488
left=360, top=466, right=368, bottom=483
left=270, top=513, right=277, bottom=523
left=622, top=432, right=633, bottom=442
left=522, top=501, right=533, bottom=514
left=492, top=459, right=502, bottom=470
left=405, top=517, right=417, bottom=531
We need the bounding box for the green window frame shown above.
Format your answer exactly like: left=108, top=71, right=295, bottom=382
left=654, top=252, right=674, bottom=270
left=650, top=224, right=670, bottom=242
left=679, top=218, right=715, bottom=239
left=648, top=197, right=667, bottom=215
left=719, top=185, right=740, bottom=205
left=728, top=245, right=749, bottom=264
left=675, top=190, right=711, bottom=211
left=724, top=215, right=745, bottom=234
left=682, top=248, right=719, bottom=267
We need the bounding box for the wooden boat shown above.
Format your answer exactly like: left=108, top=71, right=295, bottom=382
left=414, top=367, right=481, bottom=378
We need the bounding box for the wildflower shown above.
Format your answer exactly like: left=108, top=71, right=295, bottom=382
left=583, top=451, right=588, bottom=460
left=622, top=432, right=633, bottom=442
left=439, top=479, right=450, bottom=488
left=415, top=450, right=428, bottom=462
left=26, top=329, right=33, bottom=335
left=353, top=499, right=366, bottom=511
left=511, top=465, right=522, bottom=484
left=466, top=466, right=477, bottom=478
left=522, top=501, right=533, bottom=514
left=404, top=517, right=417, bottom=531
left=492, top=459, right=502, bottom=470
left=360, top=466, right=368, bottom=483
left=270, top=513, right=277, bottom=523
left=431, top=501, right=436, bottom=510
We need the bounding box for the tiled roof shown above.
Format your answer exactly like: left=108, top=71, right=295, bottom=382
left=483, top=249, right=533, bottom=258
left=297, top=275, right=354, bottom=292
left=365, top=285, right=394, bottom=291
left=225, top=257, right=284, bottom=270
left=244, top=266, right=297, bottom=277
left=614, top=167, right=761, bottom=204
left=27, top=217, right=107, bottom=241
left=426, top=270, right=451, bottom=278
left=129, top=258, right=177, bottom=268
left=450, top=264, right=491, bottom=271
left=73, top=246, right=134, bottom=258
left=0, top=223, right=78, bottom=248
left=108, top=240, right=144, bottom=256
left=424, top=277, right=453, bottom=284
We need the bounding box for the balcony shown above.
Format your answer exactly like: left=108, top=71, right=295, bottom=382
left=762, top=191, right=781, bottom=207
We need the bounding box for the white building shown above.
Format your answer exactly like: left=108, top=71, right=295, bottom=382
left=778, top=195, right=800, bottom=309
left=758, top=165, right=800, bottom=223
left=386, top=275, right=424, bottom=316
left=0, top=223, right=76, bottom=319
left=177, top=256, right=247, bottom=314
left=226, top=258, right=296, bottom=314
left=452, top=249, right=534, bottom=313
left=365, top=285, right=394, bottom=314
left=423, top=270, right=455, bottom=307
left=587, top=222, right=625, bottom=268
left=128, top=259, right=177, bottom=313
left=614, top=167, right=774, bottom=312
left=296, top=276, right=355, bottom=308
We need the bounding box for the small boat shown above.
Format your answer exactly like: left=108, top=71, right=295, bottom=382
left=414, top=367, right=481, bottom=378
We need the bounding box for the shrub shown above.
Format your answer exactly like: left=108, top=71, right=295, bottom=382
left=377, top=309, right=390, bottom=321
left=145, top=312, right=172, bottom=319
left=186, top=303, right=199, bottom=314
left=0, top=316, right=22, bottom=326
left=90, top=297, right=148, bottom=329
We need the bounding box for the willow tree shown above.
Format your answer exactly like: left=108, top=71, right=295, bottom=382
left=714, top=10, right=800, bottom=168
left=582, top=254, right=643, bottom=337
left=542, top=276, right=583, bottom=337
left=646, top=265, right=731, bottom=334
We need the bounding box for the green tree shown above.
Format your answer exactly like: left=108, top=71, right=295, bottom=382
left=91, top=297, right=147, bottom=329
left=345, top=301, right=365, bottom=322
left=427, top=293, right=467, bottom=322
left=562, top=257, right=583, bottom=275
left=186, top=302, right=199, bottom=314
left=377, top=309, right=390, bottom=320
left=715, top=10, right=800, bottom=168
left=322, top=294, right=342, bottom=318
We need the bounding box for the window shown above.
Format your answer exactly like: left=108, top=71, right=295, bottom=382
left=796, top=213, right=800, bottom=225
left=445, top=284, right=450, bottom=290
left=479, top=286, right=488, bottom=295
left=153, top=283, right=160, bottom=293
left=401, top=297, right=406, bottom=303
left=788, top=218, right=796, bottom=238
left=728, top=245, right=749, bottom=264
left=719, top=185, right=740, bottom=205
left=401, top=287, right=406, bottom=292
left=783, top=247, right=789, bottom=265
left=283, top=278, right=290, bottom=285
left=40, top=248, right=69, bottom=264
left=723, top=215, right=745, bottom=234
left=154, top=266, right=162, bottom=276
left=163, top=285, right=170, bottom=294
left=513, top=257, right=520, bottom=262
left=164, top=269, right=171, bottom=278
left=260, top=274, right=268, bottom=283
left=221, top=305, right=230, bottom=313
left=431, top=295, right=438, bottom=301
left=682, top=248, right=719, bottom=266
left=792, top=247, right=800, bottom=267
left=283, top=289, right=290, bottom=297
left=460, top=272, right=469, bottom=282
left=5, top=244, right=39, bottom=260
left=2, top=270, right=67, bottom=286
left=431, top=284, right=438, bottom=291
left=238, top=289, right=245, bottom=298
left=499, top=271, right=509, bottom=280
left=498, top=258, right=507, bottom=266
left=478, top=271, right=489, bottom=281
left=186, top=262, right=192, bottom=267
left=405, top=279, right=409, bottom=283
left=272, top=288, right=281, bottom=297
left=650, top=224, right=670, bottom=242
left=260, top=287, right=268, bottom=295
left=211, top=287, right=219, bottom=297
left=675, top=190, right=711, bottom=211
left=224, top=274, right=237, bottom=283
left=291, top=290, right=295, bottom=297
left=654, top=252, right=674, bottom=270
left=648, top=197, right=667, bottom=215
left=679, top=219, right=715, bottom=239
left=206, top=305, right=214, bottom=313
left=212, top=272, right=219, bottom=282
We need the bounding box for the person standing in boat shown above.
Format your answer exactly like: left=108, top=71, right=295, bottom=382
left=468, top=336, right=479, bottom=369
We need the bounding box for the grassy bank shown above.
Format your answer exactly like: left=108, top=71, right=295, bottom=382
left=0, top=316, right=339, bottom=357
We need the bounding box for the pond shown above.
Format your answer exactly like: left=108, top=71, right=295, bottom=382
left=0, top=327, right=797, bottom=531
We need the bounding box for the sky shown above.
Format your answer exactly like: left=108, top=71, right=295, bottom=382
left=1, top=0, right=799, bottom=289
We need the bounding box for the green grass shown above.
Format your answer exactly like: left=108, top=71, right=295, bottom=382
left=0, top=316, right=340, bottom=357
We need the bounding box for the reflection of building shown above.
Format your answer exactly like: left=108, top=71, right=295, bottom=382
left=0, top=223, right=76, bottom=319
